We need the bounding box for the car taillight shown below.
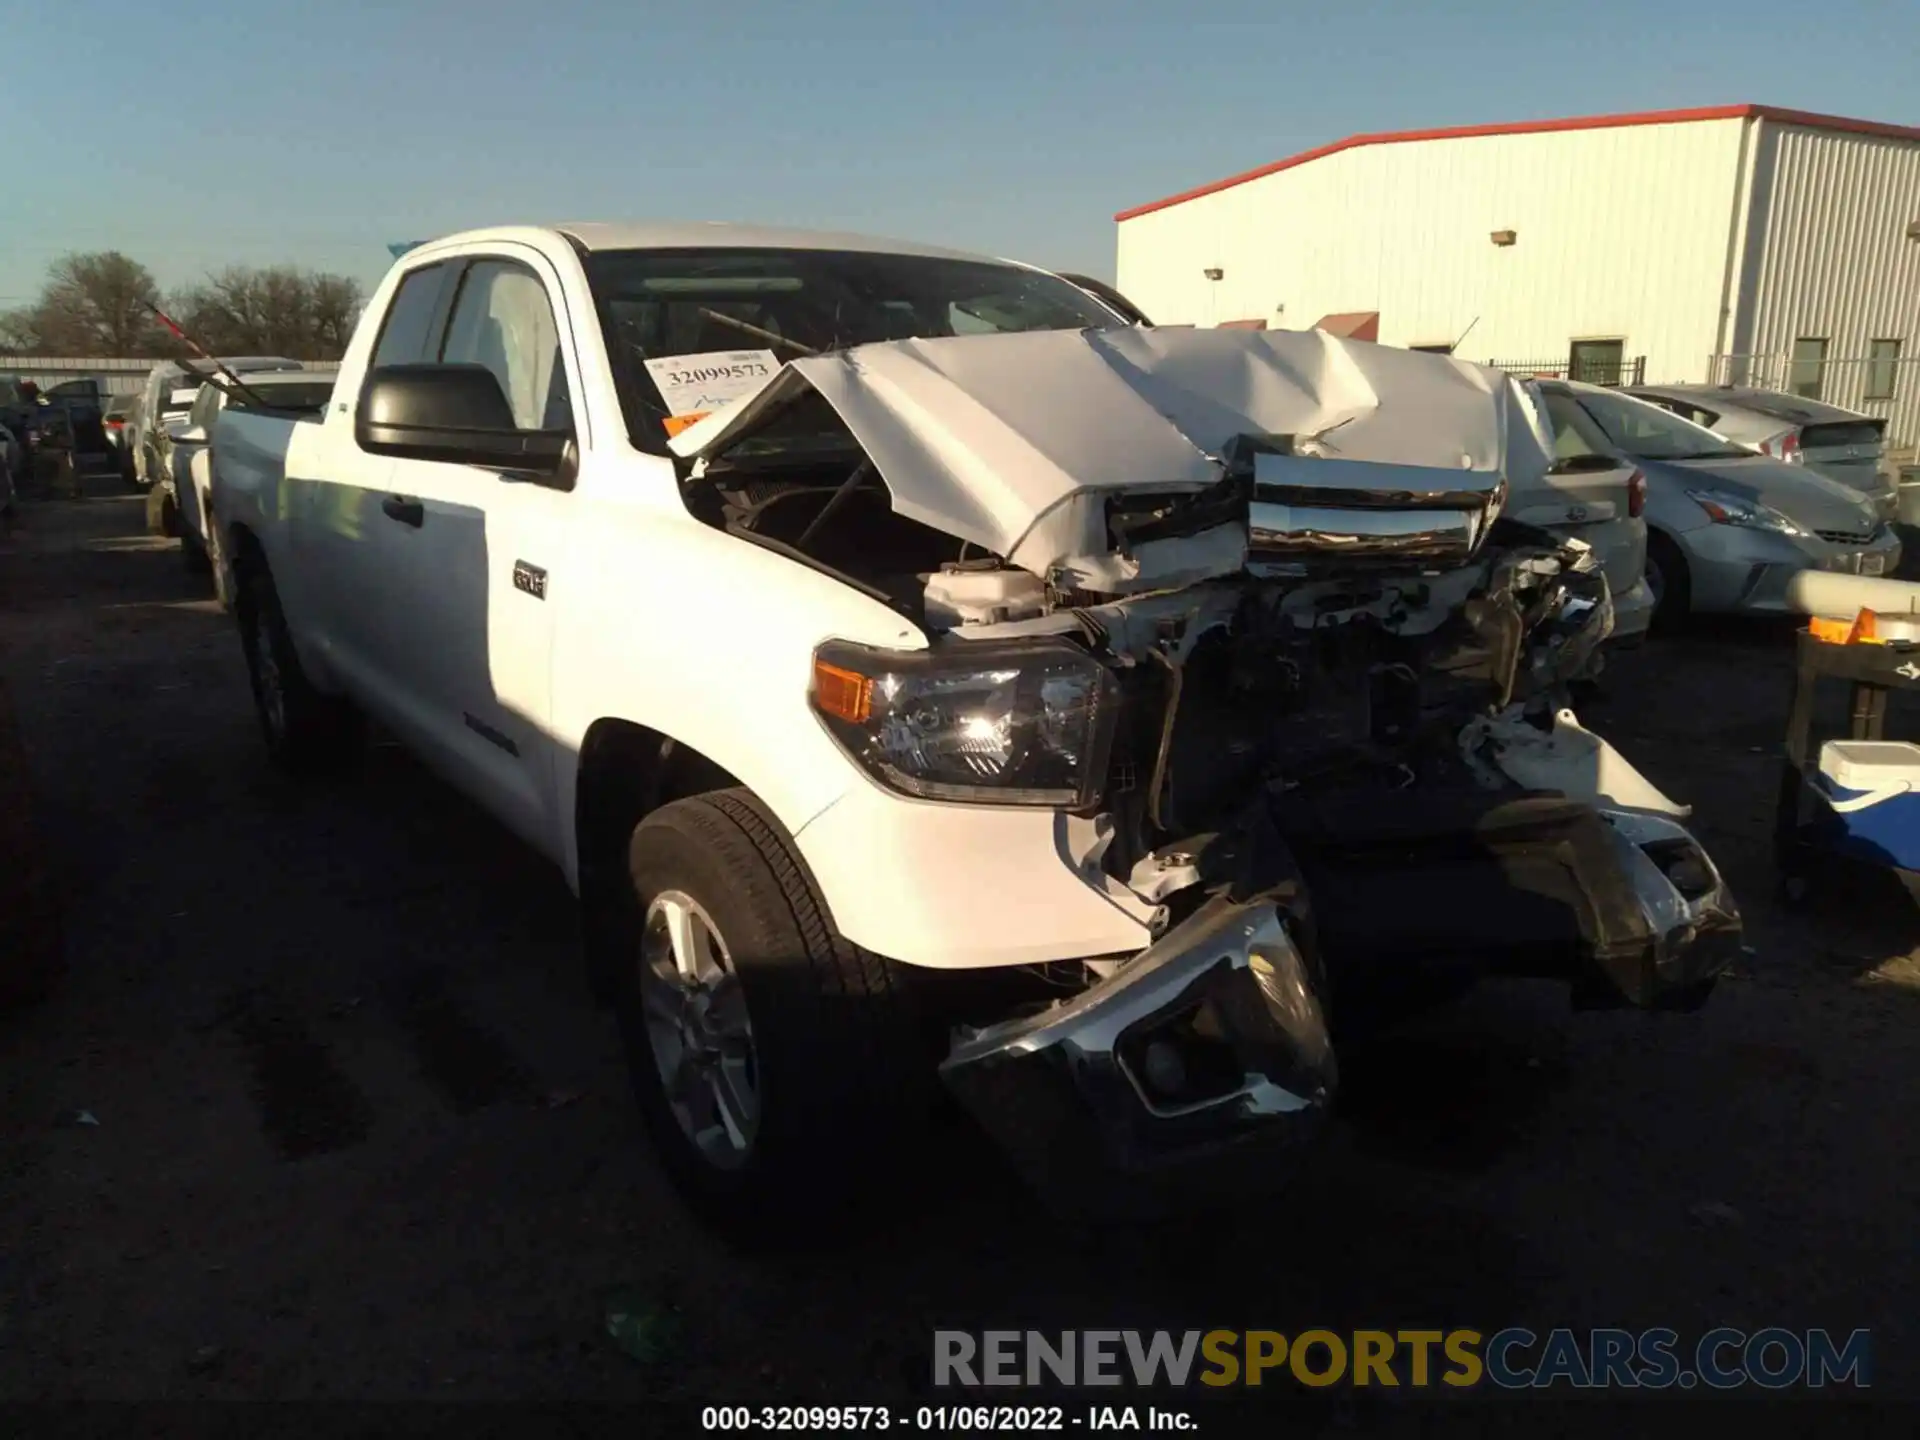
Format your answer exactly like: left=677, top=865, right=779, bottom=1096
left=1628, top=469, right=1646, bottom=519
left=105, top=418, right=123, bottom=429
left=1781, top=431, right=1802, bottom=463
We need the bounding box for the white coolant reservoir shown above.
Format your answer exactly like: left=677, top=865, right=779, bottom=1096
left=922, top=566, right=1050, bottom=628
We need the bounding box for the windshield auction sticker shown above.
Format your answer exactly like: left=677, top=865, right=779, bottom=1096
left=645, top=349, right=778, bottom=435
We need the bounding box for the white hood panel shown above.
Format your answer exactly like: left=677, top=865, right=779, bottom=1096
left=672, top=326, right=1556, bottom=587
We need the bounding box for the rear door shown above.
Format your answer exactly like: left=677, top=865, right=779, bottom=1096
left=289, top=259, right=456, bottom=699
left=1531, top=389, right=1646, bottom=606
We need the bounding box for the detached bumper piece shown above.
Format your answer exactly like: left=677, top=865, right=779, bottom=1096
left=1270, top=790, right=1742, bottom=1012
left=939, top=897, right=1336, bottom=1220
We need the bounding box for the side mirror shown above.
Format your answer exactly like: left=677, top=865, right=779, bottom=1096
left=166, top=423, right=207, bottom=446
left=356, top=363, right=575, bottom=487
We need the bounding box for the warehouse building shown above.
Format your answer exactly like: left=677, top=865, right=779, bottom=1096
left=1114, top=104, right=1920, bottom=448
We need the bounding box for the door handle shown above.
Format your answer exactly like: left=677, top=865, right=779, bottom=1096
left=381, top=495, right=424, bottom=527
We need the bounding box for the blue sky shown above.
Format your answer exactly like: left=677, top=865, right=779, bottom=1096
left=5, top=0, right=1918, bottom=308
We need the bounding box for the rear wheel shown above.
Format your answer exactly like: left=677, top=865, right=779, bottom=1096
left=1645, top=530, right=1691, bottom=632
left=206, top=517, right=234, bottom=609
left=616, top=789, right=931, bottom=1238
left=180, top=524, right=209, bottom=573
left=145, top=483, right=177, bottom=538
left=233, top=552, right=361, bottom=775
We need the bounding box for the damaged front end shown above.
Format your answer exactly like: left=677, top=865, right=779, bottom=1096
left=941, top=892, right=1336, bottom=1220
left=673, top=327, right=1740, bottom=1213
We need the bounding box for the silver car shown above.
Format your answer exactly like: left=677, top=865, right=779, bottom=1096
left=1541, top=381, right=1900, bottom=622
left=1627, top=384, right=1895, bottom=520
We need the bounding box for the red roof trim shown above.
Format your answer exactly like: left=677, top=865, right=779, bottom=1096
left=1114, top=104, right=1920, bottom=221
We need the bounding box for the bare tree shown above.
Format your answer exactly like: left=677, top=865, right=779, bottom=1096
left=0, top=252, right=166, bottom=356
left=170, top=266, right=365, bottom=360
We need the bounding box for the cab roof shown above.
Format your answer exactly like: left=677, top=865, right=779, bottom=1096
left=406, top=221, right=1022, bottom=269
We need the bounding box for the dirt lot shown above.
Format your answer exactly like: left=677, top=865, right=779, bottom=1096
left=2, top=488, right=1917, bottom=1428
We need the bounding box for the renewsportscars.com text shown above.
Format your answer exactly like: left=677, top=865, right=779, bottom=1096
left=934, top=1328, right=1872, bottom=1390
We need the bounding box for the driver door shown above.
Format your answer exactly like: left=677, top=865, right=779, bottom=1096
left=360, top=250, right=577, bottom=857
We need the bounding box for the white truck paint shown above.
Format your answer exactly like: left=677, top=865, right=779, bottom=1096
left=211, top=223, right=1737, bottom=1227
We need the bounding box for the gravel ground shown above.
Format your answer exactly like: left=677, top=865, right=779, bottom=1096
left=1, top=487, right=1916, bottom=1431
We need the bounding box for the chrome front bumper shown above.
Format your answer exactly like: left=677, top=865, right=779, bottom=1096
left=940, top=896, right=1336, bottom=1220
left=941, top=798, right=1740, bottom=1216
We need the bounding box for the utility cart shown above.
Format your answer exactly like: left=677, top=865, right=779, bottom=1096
left=1775, top=573, right=1920, bottom=903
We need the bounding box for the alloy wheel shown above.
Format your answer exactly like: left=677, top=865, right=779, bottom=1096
left=638, top=890, right=760, bottom=1169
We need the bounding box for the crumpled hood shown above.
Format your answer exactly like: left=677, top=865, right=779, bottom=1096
left=671, top=326, right=1555, bottom=584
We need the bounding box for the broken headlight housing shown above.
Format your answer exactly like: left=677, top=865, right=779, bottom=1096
left=809, top=638, right=1119, bottom=807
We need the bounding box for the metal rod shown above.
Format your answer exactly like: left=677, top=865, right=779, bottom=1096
left=794, top=460, right=874, bottom=551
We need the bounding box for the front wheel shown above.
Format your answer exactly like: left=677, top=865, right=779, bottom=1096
left=617, top=789, right=931, bottom=1238
left=1645, top=530, right=1691, bottom=633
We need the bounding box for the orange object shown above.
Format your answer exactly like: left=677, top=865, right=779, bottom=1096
left=663, top=412, right=710, bottom=437
left=812, top=659, right=872, bottom=723
left=1811, top=608, right=1886, bottom=644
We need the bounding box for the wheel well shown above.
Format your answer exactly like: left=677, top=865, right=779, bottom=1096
left=227, top=523, right=264, bottom=574
left=575, top=720, right=741, bottom=889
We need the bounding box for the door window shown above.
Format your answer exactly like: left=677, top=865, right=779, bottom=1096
left=439, top=260, right=570, bottom=431
left=370, top=263, right=450, bottom=369
left=1789, top=337, right=1828, bottom=399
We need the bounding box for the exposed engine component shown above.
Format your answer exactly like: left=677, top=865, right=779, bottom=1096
left=923, top=560, right=1050, bottom=628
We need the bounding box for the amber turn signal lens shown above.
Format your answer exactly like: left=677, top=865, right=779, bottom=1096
left=812, top=659, right=873, bottom=724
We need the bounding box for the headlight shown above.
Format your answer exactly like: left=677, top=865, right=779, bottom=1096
left=810, top=638, right=1119, bottom=808
left=1684, top=488, right=1806, bottom=537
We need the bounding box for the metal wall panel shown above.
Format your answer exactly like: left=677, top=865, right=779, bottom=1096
left=1740, top=123, right=1920, bottom=447
left=1116, top=119, right=1749, bottom=386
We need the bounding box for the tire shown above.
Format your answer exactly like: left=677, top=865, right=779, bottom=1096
left=616, top=789, right=931, bottom=1238
left=144, top=483, right=176, bottom=537
left=233, top=552, right=361, bottom=775
left=206, top=516, right=234, bottom=610
left=1645, top=529, right=1691, bottom=633
left=180, top=525, right=210, bottom=573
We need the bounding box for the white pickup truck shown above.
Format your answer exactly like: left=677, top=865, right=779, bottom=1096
left=212, top=222, right=1737, bottom=1230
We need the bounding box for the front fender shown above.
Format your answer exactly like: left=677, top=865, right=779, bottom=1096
left=547, top=508, right=926, bottom=891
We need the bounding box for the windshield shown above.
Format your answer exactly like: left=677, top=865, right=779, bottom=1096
left=584, top=247, right=1125, bottom=452
left=1567, top=387, right=1751, bottom=461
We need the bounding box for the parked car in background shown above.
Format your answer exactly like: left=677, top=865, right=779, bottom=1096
left=1627, top=384, right=1895, bottom=520
left=0, top=427, right=15, bottom=519
left=1540, top=380, right=1899, bottom=624
left=168, top=368, right=332, bottom=603
left=1522, top=382, right=1655, bottom=647
left=150, top=384, right=207, bottom=492
left=103, top=391, right=143, bottom=485
left=0, top=384, right=25, bottom=491
left=129, top=356, right=302, bottom=488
